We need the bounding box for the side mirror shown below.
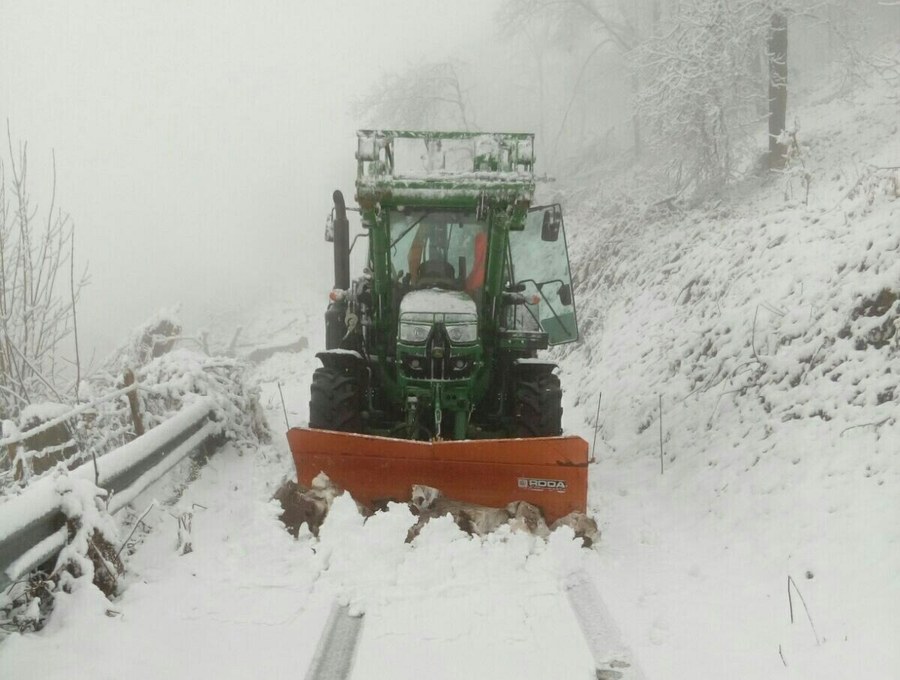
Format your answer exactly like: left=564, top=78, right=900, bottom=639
left=325, top=212, right=335, bottom=242
left=505, top=282, right=526, bottom=293
left=558, top=283, right=572, bottom=306
left=541, top=211, right=561, bottom=242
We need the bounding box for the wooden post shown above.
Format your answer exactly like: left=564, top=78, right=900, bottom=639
left=658, top=394, right=664, bottom=474
left=123, top=369, right=145, bottom=437
left=590, top=392, right=602, bottom=461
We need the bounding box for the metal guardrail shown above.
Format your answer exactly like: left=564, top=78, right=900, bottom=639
left=0, top=398, right=221, bottom=590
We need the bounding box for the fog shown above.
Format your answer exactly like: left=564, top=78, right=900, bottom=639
left=1, top=0, right=497, bottom=357
left=3, top=0, right=898, bottom=362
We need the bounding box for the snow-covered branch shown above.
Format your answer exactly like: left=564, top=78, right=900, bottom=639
left=0, top=126, right=88, bottom=421
left=634, top=0, right=771, bottom=194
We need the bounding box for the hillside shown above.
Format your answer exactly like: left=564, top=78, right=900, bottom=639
left=556, top=67, right=899, bottom=677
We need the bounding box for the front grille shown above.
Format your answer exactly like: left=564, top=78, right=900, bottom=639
left=426, top=323, right=448, bottom=380
left=399, top=323, right=474, bottom=380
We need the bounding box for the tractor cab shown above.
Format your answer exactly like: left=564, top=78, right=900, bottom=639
left=389, top=210, right=487, bottom=298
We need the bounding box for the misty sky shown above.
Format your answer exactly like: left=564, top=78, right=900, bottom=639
left=1, top=1, right=498, bottom=357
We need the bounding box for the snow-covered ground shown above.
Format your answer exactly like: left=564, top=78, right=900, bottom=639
left=0, top=331, right=607, bottom=679
left=2, top=59, right=898, bottom=680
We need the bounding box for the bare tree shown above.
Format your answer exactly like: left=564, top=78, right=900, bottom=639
left=635, top=0, right=772, bottom=194
left=353, top=61, right=474, bottom=131
left=498, top=0, right=643, bottom=157
left=0, top=125, right=88, bottom=420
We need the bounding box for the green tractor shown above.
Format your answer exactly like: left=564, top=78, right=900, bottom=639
left=288, top=130, right=586, bottom=520
left=311, top=130, right=578, bottom=441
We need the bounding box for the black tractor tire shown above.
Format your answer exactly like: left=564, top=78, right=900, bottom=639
left=309, top=366, right=363, bottom=433
left=512, top=371, right=563, bottom=437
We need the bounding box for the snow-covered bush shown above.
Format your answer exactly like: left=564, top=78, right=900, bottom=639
left=0, top=469, right=122, bottom=634
left=75, top=352, right=268, bottom=469
left=2, top=310, right=268, bottom=496
left=136, top=349, right=268, bottom=445
left=82, top=308, right=267, bottom=456
left=53, top=472, right=122, bottom=597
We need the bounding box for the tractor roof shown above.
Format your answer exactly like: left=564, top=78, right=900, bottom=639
left=355, top=130, right=536, bottom=210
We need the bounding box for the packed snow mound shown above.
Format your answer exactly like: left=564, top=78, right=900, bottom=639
left=309, top=493, right=596, bottom=617
left=273, top=475, right=599, bottom=546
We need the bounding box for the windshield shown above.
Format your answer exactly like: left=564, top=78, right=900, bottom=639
left=389, top=210, right=487, bottom=301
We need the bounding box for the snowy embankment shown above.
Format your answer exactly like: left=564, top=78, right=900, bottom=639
left=557, top=75, right=899, bottom=678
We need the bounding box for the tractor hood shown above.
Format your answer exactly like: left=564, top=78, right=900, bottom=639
left=399, top=288, right=477, bottom=317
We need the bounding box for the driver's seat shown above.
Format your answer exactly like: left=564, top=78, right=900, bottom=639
left=416, top=259, right=456, bottom=287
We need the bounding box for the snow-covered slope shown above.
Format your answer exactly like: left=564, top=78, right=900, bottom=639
left=556, top=72, right=900, bottom=678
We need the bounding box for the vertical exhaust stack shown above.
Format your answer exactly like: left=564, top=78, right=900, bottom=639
left=324, top=190, right=351, bottom=350
left=332, top=190, right=350, bottom=291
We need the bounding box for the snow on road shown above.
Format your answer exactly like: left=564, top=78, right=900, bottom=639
left=0, top=442, right=330, bottom=679
left=0, top=337, right=605, bottom=680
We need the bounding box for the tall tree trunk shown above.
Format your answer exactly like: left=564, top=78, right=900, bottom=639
left=768, top=10, right=788, bottom=169
left=632, top=70, right=642, bottom=158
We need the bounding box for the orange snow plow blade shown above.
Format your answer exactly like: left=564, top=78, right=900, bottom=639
left=287, top=428, right=589, bottom=524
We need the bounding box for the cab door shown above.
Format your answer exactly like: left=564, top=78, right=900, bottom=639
left=508, top=205, right=578, bottom=344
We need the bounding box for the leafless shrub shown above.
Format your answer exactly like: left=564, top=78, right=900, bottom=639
left=0, top=125, right=88, bottom=422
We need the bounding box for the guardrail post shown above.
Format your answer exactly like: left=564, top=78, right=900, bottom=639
left=123, top=369, right=145, bottom=437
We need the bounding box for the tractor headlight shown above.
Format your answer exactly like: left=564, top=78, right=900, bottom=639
left=399, top=322, right=431, bottom=344
left=446, top=322, right=478, bottom=344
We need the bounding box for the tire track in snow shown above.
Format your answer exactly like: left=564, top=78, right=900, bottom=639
left=567, top=570, right=647, bottom=680
left=304, top=603, right=365, bottom=680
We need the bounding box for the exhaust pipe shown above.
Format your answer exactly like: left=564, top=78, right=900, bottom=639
left=332, top=190, right=350, bottom=291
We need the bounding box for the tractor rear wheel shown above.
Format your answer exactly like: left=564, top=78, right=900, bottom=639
left=309, top=366, right=363, bottom=432
left=513, top=371, right=563, bottom=437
